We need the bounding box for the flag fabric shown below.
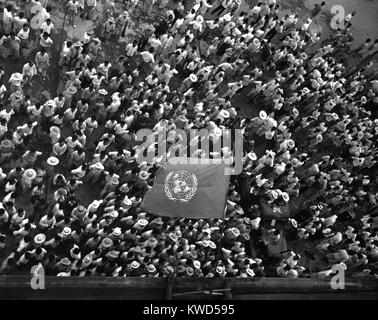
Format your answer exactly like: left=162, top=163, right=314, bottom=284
left=141, top=158, right=230, bottom=219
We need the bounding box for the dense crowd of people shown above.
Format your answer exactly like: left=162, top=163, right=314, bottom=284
left=0, top=0, right=377, bottom=279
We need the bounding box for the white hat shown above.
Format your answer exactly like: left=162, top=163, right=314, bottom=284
left=339, top=262, right=347, bottom=270
left=82, top=255, right=93, bottom=267
left=139, top=171, right=150, bottom=180
left=186, top=267, right=195, bottom=276
left=92, top=162, right=104, bottom=171
left=331, top=113, right=339, bottom=120
left=229, top=21, right=236, bottom=28
left=147, top=264, right=156, bottom=273
left=216, top=266, right=224, bottom=274
left=213, top=127, right=223, bottom=137
left=113, top=227, right=122, bottom=237
left=189, top=74, right=198, bottom=82
left=47, top=156, right=59, bottom=166
left=259, top=110, right=268, bottom=120
left=123, top=198, right=132, bottom=207
left=110, top=175, right=119, bottom=185
left=316, top=134, right=323, bottom=142
left=24, top=169, right=37, bottom=180
left=99, top=89, right=108, bottom=95
left=287, top=139, right=295, bottom=149
left=246, top=268, right=255, bottom=277
left=282, top=192, right=290, bottom=202
left=223, top=14, right=231, bottom=22
left=50, top=126, right=60, bottom=135
left=131, top=261, right=140, bottom=269
left=208, top=241, right=216, bottom=249
left=89, top=200, right=102, bottom=212
left=62, top=227, right=72, bottom=236
left=34, top=233, right=46, bottom=244
left=219, top=110, right=230, bottom=119
left=247, top=152, right=257, bottom=161
left=196, top=15, right=204, bottom=23
left=101, top=237, right=114, bottom=248
left=109, top=210, right=119, bottom=219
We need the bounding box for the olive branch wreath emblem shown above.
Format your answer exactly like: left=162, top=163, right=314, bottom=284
left=164, top=171, right=198, bottom=203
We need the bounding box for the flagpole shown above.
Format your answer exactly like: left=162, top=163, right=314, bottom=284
left=208, top=220, right=225, bottom=296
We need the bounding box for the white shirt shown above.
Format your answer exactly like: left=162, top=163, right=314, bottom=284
left=40, top=22, right=55, bottom=34
left=18, top=28, right=30, bottom=40
left=140, top=51, right=155, bottom=63
left=125, top=43, right=138, bottom=57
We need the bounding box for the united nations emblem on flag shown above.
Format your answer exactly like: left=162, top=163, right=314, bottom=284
left=164, top=170, right=198, bottom=202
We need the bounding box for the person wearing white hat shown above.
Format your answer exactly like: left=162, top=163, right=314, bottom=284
left=87, top=161, right=104, bottom=184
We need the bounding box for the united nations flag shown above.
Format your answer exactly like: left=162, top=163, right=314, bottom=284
left=141, top=158, right=230, bottom=219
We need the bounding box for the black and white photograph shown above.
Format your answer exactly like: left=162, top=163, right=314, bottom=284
left=0, top=0, right=377, bottom=305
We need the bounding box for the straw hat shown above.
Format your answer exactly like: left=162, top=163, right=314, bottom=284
left=147, top=237, right=158, bottom=247
left=216, top=266, right=224, bottom=274
left=139, top=170, right=150, bottom=180
left=282, top=192, right=290, bottom=202
left=76, top=205, right=87, bottom=215
left=208, top=241, right=216, bottom=249
left=189, top=74, right=198, bottom=82
left=60, top=257, right=71, bottom=266
left=89, top=200, right=102, bottom=212
left=62, top=227, right=72, bottom=237
left=253, top=38, right=261, bottom=46
left=147, top=264, right=156, bottom=273
left=107, top=250, right=119, bottom=259
left=230, top=227, right=240, bottom=238
left=109, top=210, right=119, bottom=219
left=339, top=262, right=347, bottom=270
left=193, top=260, right=201, bottom=269
left=1, top=139, right=12, bottom=148
left=82, top=255, right=93, bottom=267
left=24, top=169, right=37, bottom=180
left=289, top=218, right=298, bottom=228
left=196, top=15, right=204, bottom=23
left=331, top=113, right=339, bottom=120
left=219, top=109, right=230, bottom=119
left=50, top=126, right=60, bottom=135
left=120, top=183, right=130, bottom=193
left=259, top=110, right=268, bottom=120
left=34, top=233, right=46, bottom=245
left=287, top=139, right=295, bottom=149
left=101, top=237, right=114, bottom=248
left=270, top=190, right=279, bottom=199
left=223, top=14, right=231, bottom=22
left=47, top=156, right=59, bottom=166
left=99, top=89, right=108, bottom=95
left=246, top=268, right=255, bottom=277
left=110, top=176, right=119, bottom=185
left=228, top=21, right=236, bottom=29
left=135, top=218, right=148, bottom=228
left=169, top=232, right=178, bottom=242
left=186, top=266, right=194, bottom=276
left=188, top=251, right=198, bottom=259
left=247, top=152, right=257, bottom=161
left=213, top=127, right=223, bottom=137
left=112, top=227, right=122, bottom=237
left=122, top=198, right=132, bottom=207
left=66, top=86, right=77, bottom=95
